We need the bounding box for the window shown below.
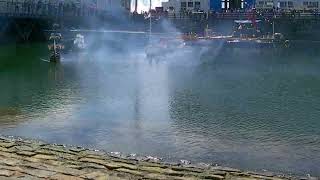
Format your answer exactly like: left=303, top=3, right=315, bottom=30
left=221, top=0, right=230, bottom=9
left=221, top=1, right=225, bottom=8
left=258, top=1, right=264, bottom=5
left=188, top=2, right=194, bottom=7
left=279, top=1, right=287, bottom=7
left=181, top=2, right=187, bottom=8
left=310, top=2, right=319, bottom=7
left=195, top=2, right=201, bottom=9
left=303, top=1, right=319, bottom=8
left=287, top=1, right=293, bottom=8
left=266, top=2, right=274, bottom=6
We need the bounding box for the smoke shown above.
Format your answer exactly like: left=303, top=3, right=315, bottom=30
left=66, top=2, right=222, bottom=74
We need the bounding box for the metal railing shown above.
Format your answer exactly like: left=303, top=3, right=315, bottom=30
left=211, top=11, right=320, bottom=20
left=166, top=11, right=320, bottom=20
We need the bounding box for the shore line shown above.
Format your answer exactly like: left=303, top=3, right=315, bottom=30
left=0, top=135, right=316, bottom=180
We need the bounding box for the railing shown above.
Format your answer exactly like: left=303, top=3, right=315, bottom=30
left=165, top=11, right=320, bottom=20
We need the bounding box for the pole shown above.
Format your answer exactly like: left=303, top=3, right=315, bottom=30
left=134, top=0, right=138, bottom=13
left=149, top=0, right=152, bottom=40
left=272, top=12, right=275, bottom=37
left=272, top=21, right=275, bottom=37
left=272, top=9, right=277, bottom=38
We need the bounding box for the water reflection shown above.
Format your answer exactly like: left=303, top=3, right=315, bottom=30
left=48, top=63, right=64, bottom=81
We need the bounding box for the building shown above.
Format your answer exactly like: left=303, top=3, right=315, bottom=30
left=162, top=0, right=210, bottom=14
left=121, top=0, right=131, bottom=11
left=97, top=0, right=107, bottom=10
left=96, top=0, right=122, bottom=11
left=255, top=0, right=320, bottom=10
left=162, top=0, right=320, bottom=13
left=210, top=0, right=255, bottom=11
left=130, top=0, right=168, bottom=13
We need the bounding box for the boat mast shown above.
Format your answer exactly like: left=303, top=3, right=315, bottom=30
left=272, top=10, right=276, bottom=37
left=272, top=21, right=275, bottom=37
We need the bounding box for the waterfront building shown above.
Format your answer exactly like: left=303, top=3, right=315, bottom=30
left=255, top=0, right=320, bottom=10
left=131, top=0, right=168, bottom=13
left=162, top=0, right=210, bottom=15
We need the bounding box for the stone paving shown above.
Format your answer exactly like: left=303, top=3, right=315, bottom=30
left=0, top=136, right=313, bottom=180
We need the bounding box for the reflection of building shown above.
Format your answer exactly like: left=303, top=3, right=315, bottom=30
left=162, top=0, right=210, bottom=14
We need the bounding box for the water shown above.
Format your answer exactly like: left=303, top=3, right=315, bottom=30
left=0, top=43, right=320, bottom=176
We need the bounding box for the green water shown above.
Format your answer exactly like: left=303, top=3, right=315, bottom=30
left=0, top=43, right=319, bottom=176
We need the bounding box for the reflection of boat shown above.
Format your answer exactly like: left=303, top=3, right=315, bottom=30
left=48, top=33, right=64, bottom=63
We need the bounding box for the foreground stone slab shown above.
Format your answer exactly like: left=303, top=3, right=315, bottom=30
left=0, top=136, right=313, bottom=180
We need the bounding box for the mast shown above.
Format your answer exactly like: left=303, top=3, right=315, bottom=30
left=272, top=21, right=275, bottom=37
left=272, top=9, right=276, bottom=38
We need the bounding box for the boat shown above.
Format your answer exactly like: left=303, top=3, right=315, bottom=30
left=225, top=20, right=289, bottom=49
left=48, top=33, right=64, bottom=63
left=73, top=34, right=86, bottom=52
left=146, top=17, right=290, bottom=61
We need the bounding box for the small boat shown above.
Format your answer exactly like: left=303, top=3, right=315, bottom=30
left=48, top=33, right=64, bottom=63
left=73, top=34, right=86, bottom=52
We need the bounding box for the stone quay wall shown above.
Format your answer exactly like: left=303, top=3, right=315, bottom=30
left=0, top=136, right=314, bottom=180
